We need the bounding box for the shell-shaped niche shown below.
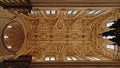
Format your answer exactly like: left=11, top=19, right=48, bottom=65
left=1, top=20, right=25, bottom=53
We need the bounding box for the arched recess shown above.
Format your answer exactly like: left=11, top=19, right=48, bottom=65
left=87, top=9, right=119, bottom=60
left=95, top=12, right=118, bottom=60
left=1, top=20, right=25, bottom=53
left=0, top=7, right=27, bottom=56
left=7, top=13, right=28, bottom=57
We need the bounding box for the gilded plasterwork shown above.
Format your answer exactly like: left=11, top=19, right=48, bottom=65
left=0, top=7, right=120, bottom=61
left=14, top=8, right=120, bottom=61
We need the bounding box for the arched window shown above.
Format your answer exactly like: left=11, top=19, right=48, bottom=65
left=45, top=56, right=56, bottom=61
left=66, top=56, right=78, bottom=61
left=86, top=56, right=101, bottom=61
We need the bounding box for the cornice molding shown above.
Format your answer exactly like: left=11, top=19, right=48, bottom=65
left=31, top=1, right=120, bottom=7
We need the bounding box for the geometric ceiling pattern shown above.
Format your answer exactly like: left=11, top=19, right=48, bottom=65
left=0, top=4, right=120, bottom=61
left=14, top=8, right=119, bottom=62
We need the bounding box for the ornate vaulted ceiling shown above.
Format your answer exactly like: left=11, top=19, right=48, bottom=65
left=0, top=0, right=120, bottom=62
left=15, top=8, right=120, bottom=62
